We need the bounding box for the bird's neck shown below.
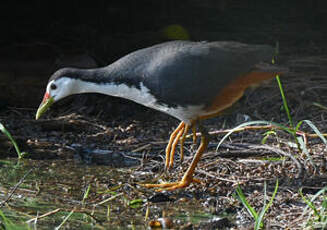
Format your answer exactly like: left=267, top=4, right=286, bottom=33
left=67, top=67, right=154, bottom=106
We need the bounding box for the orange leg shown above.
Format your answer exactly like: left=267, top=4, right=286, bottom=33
left=165, top=122, right=185, bottom=169
left=192, top=124, right=197, bottom=144
left=143, top=124, right=209, bottom=191
left=166, top=122, right=191, bottom=168
left=178, top=124, right=190, bottom=163
left=168, top=124, right=185, bottom=168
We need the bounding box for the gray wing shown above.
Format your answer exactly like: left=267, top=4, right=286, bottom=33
left=109, top=41, right=275, bottom=107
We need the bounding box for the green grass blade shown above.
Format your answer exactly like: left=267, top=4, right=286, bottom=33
left=301, top=120, right=327, bottom=145
left=295, top=120, right=303, bottom=132
left=261, top=130, right=277, bottom=144
left=128, top=199, right=144, bottom=209
left=322, top=196, right=327, bottom=224
left=216, top=120, right=292, bottom=151
left=307, top=187, right=326, bottom=206
left=235, top=185, right=258, bottom=220
left=300, top=188, right=323, bottom=221
left=295, top=119, right=326, bottom=167
left=0, top=209, right=31, bottom=230
left=275, top=75, right=293, bottom=128
left=255, top=179, right=279, bottom=230
left=295, top=121, right=310, bottom=154
left=275, top=75, right=303, bottom=151
left=82, top=184, right=91, bottom=205
left=297, top=135, right=315, bottom=170
left=0, top=209, right=14, bottom=226
left=254, top=182, right=267, bottom=230
left=55, top=208, right=75, bottom=230
left=312, top=102, right=327, bottom=111
left=0, top=122, right=23, bottom=159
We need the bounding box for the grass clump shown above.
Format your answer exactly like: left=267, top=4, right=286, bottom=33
left=300, top=187, right=327, bottom=229
left=235, top=180, right=279, bottom=230
left=0, top=209, right=31, bottom=230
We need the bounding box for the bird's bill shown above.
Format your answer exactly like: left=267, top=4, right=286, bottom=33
left=35, top=92, right=54, bottom=120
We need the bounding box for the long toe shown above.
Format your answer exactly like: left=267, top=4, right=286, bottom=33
left=141, top=177, right=202, bottom=191
left=165, top=122, right=185, bottom=169
left=142, top=182, right=179, bottom=189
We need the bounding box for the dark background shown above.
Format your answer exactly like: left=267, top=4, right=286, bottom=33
left=1, top=0, right=327, bottom=107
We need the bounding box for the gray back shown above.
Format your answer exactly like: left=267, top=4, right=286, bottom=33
left=107, top=41, right=274, bottom=107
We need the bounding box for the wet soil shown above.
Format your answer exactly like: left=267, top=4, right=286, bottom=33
left=0, top=55, right=327, bottom=229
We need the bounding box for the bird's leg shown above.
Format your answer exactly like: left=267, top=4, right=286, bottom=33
left=142, top=123, right=209, bottom=191
left=192, top=124, right=197, bottom=144
left=178, top=124, right=190, bottom=163
left=165, top=122, right=185, bottom=169
left=168, top=124, right=186, bottom=168
left=167, top=122, right=191, bottom=168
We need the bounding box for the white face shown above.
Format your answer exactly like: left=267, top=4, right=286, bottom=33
left=46, top=77, right=76, bottom=101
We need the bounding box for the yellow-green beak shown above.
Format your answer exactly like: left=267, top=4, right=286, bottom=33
left=35, top=93, right=55, bottom=120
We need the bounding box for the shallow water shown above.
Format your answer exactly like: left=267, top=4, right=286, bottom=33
left=0, top=157, right=230, bottom=229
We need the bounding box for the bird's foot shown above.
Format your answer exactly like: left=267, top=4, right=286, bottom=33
left=141, top=177, right=202, bottom=191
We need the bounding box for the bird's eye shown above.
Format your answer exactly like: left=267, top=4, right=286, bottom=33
left=50, top=84, right=57, bottom=90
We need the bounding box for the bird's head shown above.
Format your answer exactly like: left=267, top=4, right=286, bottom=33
left=35, top=68, right=76, bottom=120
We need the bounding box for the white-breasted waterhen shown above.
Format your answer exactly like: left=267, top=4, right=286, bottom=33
left=36, top=41, right=284, bottom=190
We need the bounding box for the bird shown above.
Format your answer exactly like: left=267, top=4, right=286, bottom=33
left=36, top=40, right=284, bottom=191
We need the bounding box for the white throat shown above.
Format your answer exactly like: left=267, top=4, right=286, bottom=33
left=73, top=79, right=158, bottom=107
left=53, top=77, right=205, bottom=124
